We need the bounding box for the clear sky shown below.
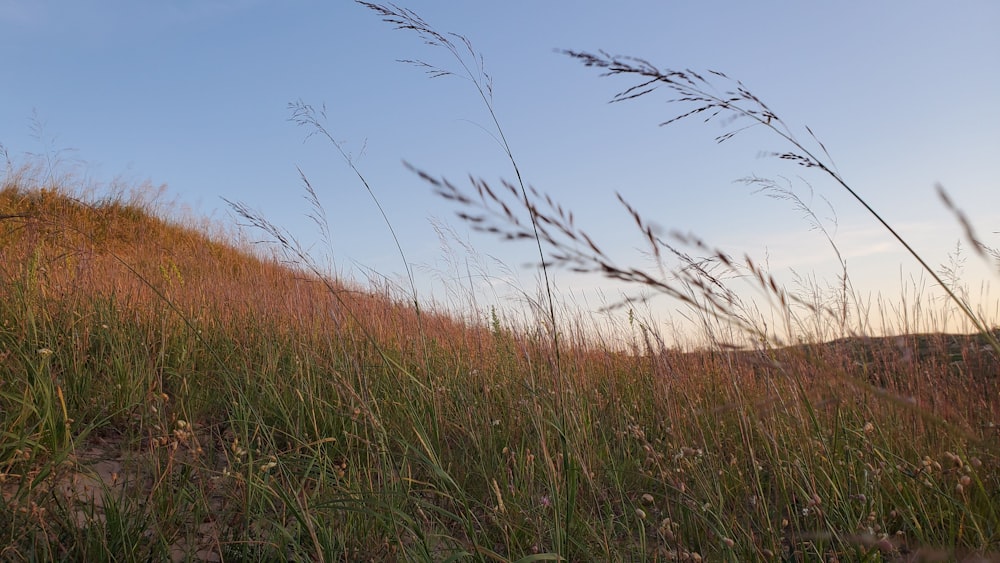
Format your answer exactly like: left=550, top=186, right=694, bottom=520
left=3, top=1, right=999, bottom=341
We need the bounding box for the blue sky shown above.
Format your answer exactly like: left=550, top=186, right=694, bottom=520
left=3, top=1, right=999, bottom=340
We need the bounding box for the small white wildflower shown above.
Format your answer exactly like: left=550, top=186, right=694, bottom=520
left=37, top=348, right=53, bottom=357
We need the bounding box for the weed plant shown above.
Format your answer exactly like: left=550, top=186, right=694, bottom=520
left=1, top=3, right=999, bottom=561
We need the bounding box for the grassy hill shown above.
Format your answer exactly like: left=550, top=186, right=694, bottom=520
left=1, top=175, right=998, bottom=561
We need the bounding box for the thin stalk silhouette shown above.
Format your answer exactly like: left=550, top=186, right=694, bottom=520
left=563, top=51, right=999, bottom=352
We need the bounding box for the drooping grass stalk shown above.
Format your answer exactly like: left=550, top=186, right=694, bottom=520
left=409, top=169, right=769, bottom=346
left=357, top=1, right=576, bottom=554
left=742, top=176, right=853, bottom=340
left=285, top=102, right=432, bottom=368
left=562, top=51, right=999, bottom=352
left=357, top=1, right=563, bottom=383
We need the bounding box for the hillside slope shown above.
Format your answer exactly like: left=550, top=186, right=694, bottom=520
left=1, top=175, right=998, bottom=561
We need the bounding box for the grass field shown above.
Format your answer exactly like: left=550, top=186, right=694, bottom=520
left=2, top=4, right=999, bottom=560
left=0, top=164, right=998, bottom=562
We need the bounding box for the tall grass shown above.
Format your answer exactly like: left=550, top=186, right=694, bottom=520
left=1, top=3, right=998, bottom=562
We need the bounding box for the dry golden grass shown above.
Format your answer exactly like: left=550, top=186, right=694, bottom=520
left=0, top=178, right=509, bottom=367
left=1, top=170, right=997, bottom=561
